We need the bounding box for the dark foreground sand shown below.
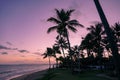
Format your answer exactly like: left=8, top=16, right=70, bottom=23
left=10, top=69, right=48, bottom=80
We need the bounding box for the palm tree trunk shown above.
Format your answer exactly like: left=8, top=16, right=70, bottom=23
left=66, top=30, right=72, bottom=59
left=94, top=0, right=120, bottom=79
left=78, top=53, right=81, bottom=73
left=61, top=47, right=65, bottom=58
left=56, top=59, right=58, bottom=68
left=65, top=29, right=74, bottom=71
left=59, top=35, right=66, bottom=58
left=87, top=49, right=91, bottom=57
left=48, top=57, right=51, bottom=69
left=98, top=40, right=103, bottom=72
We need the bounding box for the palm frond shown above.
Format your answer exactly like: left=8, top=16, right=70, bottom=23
left=55, top=9, right=63, bottom=22
left=68, top=20, right=84, bottom=27
left=47, top=26, right=58, bottom=33
left=47, top=17, right=61, bottom=24
left=55, top=9, right=60, bottom=16
left=68, top=25, right=77, bottom=33
left=66, top=9, right=75, bottom=17
left=87, top=25, right=95, bottom=31
left=42, top=53, right=47, bottom=58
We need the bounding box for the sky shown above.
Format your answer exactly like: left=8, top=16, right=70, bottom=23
left=0, top=0, right=120, bottom=64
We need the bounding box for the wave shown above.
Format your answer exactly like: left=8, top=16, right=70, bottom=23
left=0, top=64, right=49, bottom=80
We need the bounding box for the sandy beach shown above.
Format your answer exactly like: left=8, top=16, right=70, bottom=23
left=9, top=69, right=48, bottom=80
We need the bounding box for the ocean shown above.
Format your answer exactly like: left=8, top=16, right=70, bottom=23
left=0, top=64, right=49, bottom=80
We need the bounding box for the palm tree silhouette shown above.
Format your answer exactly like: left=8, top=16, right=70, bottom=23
left=42, top=47, right=55, bottom=69
left=112, top=23, right=120, bottom=44
left=55, top=35, right=68, bottom=58
left=52, top=45, right=61, bottom=68
left=47, top=9, right=84, bottom=61
left=80, top=23, right=105, bottom=71
left=87, top=23, right=104, bottom=57
left=94, top=0, right=120, bottom=79
left=80, top=33, right=94, bottom=57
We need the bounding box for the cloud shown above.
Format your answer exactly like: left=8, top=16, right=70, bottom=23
left=0, top=52, right=8, bottom=55
left=0, top=45, right=18, bottom=50
left=18, top=50, right=29, bottom=53
left=6, top=42, right=13, bottom=46
left=90, top=21, right=101, bottom=24
left=0, top=45, right=11, bottom=50
left=0, top=44, right=30, bottom=54
left=33, top=52, right=41, bottom=56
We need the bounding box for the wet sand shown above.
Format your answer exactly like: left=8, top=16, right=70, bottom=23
left=10, top=69, right=48, bottom=80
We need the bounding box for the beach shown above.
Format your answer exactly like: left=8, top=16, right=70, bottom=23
left=0, top=64, right=49, bottom=80
left=10, top=69, right=48, bottom=80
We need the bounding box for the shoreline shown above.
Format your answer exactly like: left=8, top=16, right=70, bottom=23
left=8, top=69, right=48, bottom=80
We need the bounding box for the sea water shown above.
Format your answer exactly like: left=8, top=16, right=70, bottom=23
left=0, top=64, right=49, bottom=80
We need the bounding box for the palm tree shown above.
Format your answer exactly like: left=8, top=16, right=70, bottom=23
left=52, top=45, right=61, bottom=68
left=71, top=45, right=80, bottom=60
left=101, top=36, right=111, bottom=57
left=101, top=23, right=120, bottom=57
left=94, top=0, right=120, bottom=79
left=55, top=35, right=68, bottom=58
left=52, top=45, right=61, bottom=55
left=71, top=45, right=81, bottom=71
left=47, top=9, right=84, bottom=60
left=80, top=23, right=105, bottom=71
left=112, top=23, right=120, bottom=50
left=87, top=23, right=105, bottom=58
left=80, top=33, right=94, bottom=57
left=42, top=47, right=55, bottom=69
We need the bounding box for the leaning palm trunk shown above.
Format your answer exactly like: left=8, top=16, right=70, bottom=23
left=94, top=0, right=120, bottom=79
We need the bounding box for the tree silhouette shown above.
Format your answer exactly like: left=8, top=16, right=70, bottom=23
left=112, top=23, right=120, bottom=49
left=55, top=35, right=68, bottom=58
left=94, top=0, right=120, bottom=79
left=87, top=23, right=104, bottom=58
left=47, top=9, right=84, bottom=61
left=42, top=47, right=55, bottom=69
left=52, top=45, right=61, bottom=68
left=80, top=33, right=94, bottom=57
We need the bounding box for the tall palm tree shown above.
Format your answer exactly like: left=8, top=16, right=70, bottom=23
left=42, top=47, right=55, bottom=69
left=94, top=0, right=120, bottom=79
left=47, top=9, right=84, bottom=60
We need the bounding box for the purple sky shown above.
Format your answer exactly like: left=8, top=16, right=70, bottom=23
left=0, top=0, right=120, bottom=64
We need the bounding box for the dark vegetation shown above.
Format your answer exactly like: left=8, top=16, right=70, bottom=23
left=42, top=1, right=120, bottom=80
